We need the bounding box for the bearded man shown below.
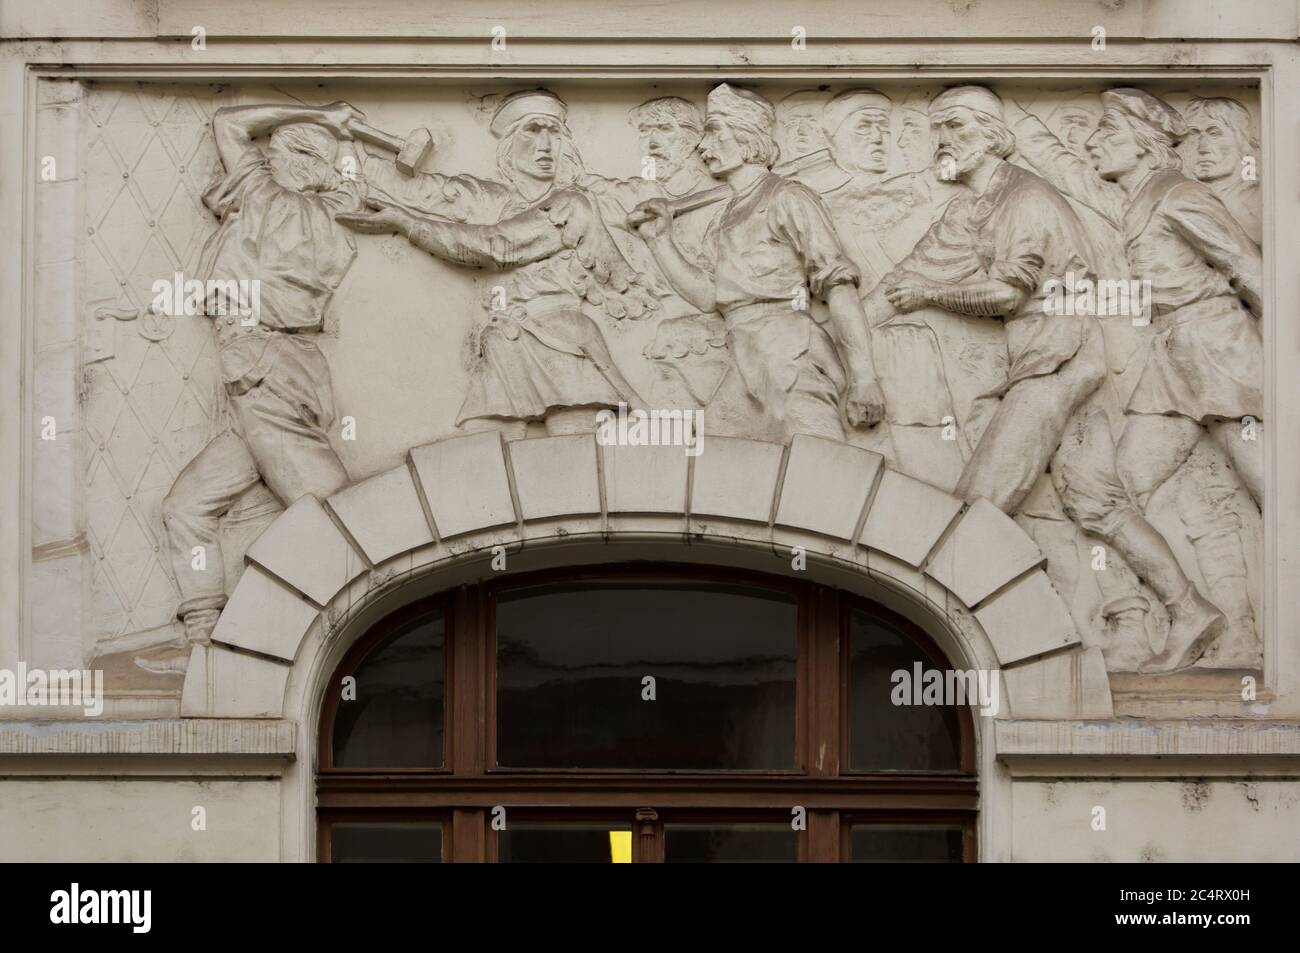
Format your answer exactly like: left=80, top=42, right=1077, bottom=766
left=865, top=86, right=1225, bottom=673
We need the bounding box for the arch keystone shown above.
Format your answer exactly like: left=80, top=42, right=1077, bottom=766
left=508, top=433, right=601, bottom=520
left=691, top=436, right=784, bottom=523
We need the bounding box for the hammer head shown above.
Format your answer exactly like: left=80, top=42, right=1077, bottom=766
left=395, top=128, right=434, bottom=175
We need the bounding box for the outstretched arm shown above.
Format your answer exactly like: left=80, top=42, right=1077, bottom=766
left=336, top=199, right=564, bottom=270
left=884, top=269, right=1028, bottom=317
left=211, top=101, right=362, bottom=170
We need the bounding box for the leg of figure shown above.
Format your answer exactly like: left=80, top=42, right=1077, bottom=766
left=1073, top=411, right=1224, bottom=672
left=783, top=362, right=847, bottom=442
left=161, top=430, right=262, bottom=643
left=1175, top=450, right=1260, bottom=667
left=234, top=388, right=351, bottom=505
left=1115, top=413, right=1202, bottom=509
left=1209, top=417, right=1263, bottom=509
left=955, top=374, right=1078, bottom=513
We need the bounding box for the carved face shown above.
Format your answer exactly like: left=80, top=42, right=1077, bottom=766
left=1085, top=109, right=1143, bottom=181
left=698, top=117, right=747, bottom=175
left=929, top=106, right=988, bottom=180
left=896, top=111, right=929, bottom=170
left=1188, top=116, right=1244, bottom=181
left=1054, top=105, right=1100, bottom=158
left=508, top=115, right=565, bottom=183
left=637, top=118, right=700, bottom=179
left=781, top=105, right=826, bottom=158
left=828, top=109, right=890, bottom=175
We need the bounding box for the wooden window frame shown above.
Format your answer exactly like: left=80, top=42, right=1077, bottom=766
left=317, top=563, right=978, bottom=862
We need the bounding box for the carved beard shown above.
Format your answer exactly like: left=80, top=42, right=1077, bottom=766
left=934, top=139, right=981, bottom=180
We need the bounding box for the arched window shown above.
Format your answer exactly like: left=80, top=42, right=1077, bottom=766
left=317, top=565, right=976, bottom=862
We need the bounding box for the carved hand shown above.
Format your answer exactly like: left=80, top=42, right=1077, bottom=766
left=884, top=272, right=933, bottom=313
left=845, top=374, right=886, bottom=429
left=628, top=198, right=673, bottom=240
left=317, top=101, right=367, bottom=140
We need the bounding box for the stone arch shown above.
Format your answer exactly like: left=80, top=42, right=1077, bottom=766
left=180, top=431, right=1113, bottom=722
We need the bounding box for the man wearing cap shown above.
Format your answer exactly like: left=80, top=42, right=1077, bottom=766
left=777, top=90, right=831, bottom=167
left=342, top=89, right=662, bottom=434
left=631, top=83, right=885, bottom=442
left=864, top=85, right=1226, bottom=674
left=161, top=101, right=365, bottom=651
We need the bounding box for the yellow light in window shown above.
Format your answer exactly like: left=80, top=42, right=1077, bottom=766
left=609, top=830, right=632, bottom=863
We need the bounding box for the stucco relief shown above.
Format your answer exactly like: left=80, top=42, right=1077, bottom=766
left=59, top=78, right=1264, bottom=689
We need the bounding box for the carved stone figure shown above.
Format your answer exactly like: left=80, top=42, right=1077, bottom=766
left=632, top=83, right=884, bottom=442
left=864, top=85, right=1225, bottom=673
left=1010, top=91, right=1264, bottom=669
left=776, top=89, right=829, bottom=166
left=159, top=102, right=365, bottom=654
left=627, top=97, right=730, bottom=409
left=1183, top=96, right=1262, bottom=246
left=349, top=90, right=660, bottom=435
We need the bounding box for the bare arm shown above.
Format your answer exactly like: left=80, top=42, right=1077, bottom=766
left=825, top=282, right=885, bottom=427
left=886, top=272, right=1028, bottom=317
left=211, top=101, right=362, bottom=170
left=631, top=199, right=717, bottom=312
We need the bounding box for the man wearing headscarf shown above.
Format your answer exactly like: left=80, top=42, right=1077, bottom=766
left=346, top=89, right=664, bottom=433
left=162, top=101, right=365, bottom=649
left=864, top=85, right=1226, bottom=674
left=631, top=83, right=884, bottom=442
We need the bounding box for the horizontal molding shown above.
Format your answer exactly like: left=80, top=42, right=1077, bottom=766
left=0, top=718, right=296, bottom=757
left=996, top=720, right=1300, bottom=777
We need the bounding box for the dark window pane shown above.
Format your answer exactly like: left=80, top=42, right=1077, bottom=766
left=664, top=824, right=796, bottom=863
left=331, top=822, right=442, bottom=863
left=851, top=824, right=964, bottom=862
left=499, top=824, right=632, bottom=863
left=333, top=606, right=445, bottom=768
left=848, top=609, right=962, bottom=771
left=496, top=583, right=797, bottom=769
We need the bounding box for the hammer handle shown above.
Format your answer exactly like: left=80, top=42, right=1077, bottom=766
left=626, top=185, right=732, bottom=227
left=347, top=120, right=405, bottom=154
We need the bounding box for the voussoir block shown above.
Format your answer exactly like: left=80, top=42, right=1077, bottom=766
left=926, top=498, right=1044, bottom=607
left=861, top=469, right=964, bottom=567
left=602, top=442, right=690, bottom=514
left=973, top=569, right=1081, bottom=666
left=409, top=431, right=517, bottom=537
left=328, top=465, right=434, bottom=565
left=181, top=643, right=291, bottom=719
left=245, top=495, right=365, bottom=606
left=691, top=436, right=784, bottom=523
left=1000, top=644, right=1113, bottom=719
left=775, top=434, right=882, bottom=540
left=209, top=564, right=320, bottom=663
left=508, top=434, right=601, bottom=520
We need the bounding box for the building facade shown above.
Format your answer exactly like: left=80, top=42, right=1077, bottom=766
left=1, top=0, right=1298, bottom=862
